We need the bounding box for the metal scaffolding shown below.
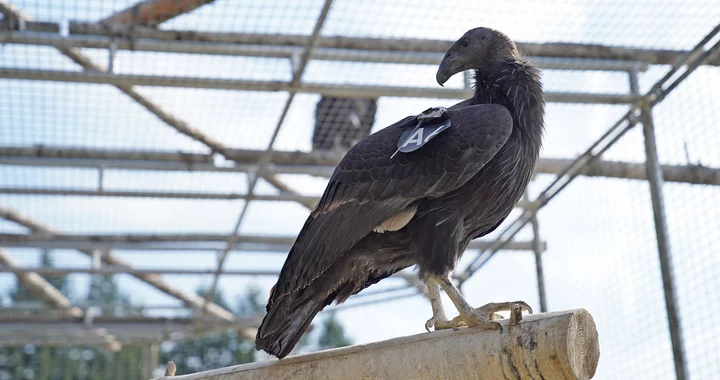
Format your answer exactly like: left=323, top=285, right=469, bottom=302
left=0, top=1, right=719, bottom=379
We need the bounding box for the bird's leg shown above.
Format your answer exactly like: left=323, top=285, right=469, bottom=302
left=436, top=274, right=532, bottom=332
left=475, top=301, right=534, bottom=324
left=424, top=277, right=465, bottom=331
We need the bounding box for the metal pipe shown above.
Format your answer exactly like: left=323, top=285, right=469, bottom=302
left=0, top=267, right=280, bottom=276
left=460, top=22, right=720, bottom=281
left=0, top=232, right=540, bottom=252
left=2, top=149, right=718, bottom=185
left=0, top=204, right=239, bottom=322
left=0, top=314, right=258, bottom=325
left=640, top=104, right=688, bottom=380
left=460, top=114, right=639, bottom=280
left=0, top=187, right=322, bottom=202
left=0, top=146, right=214, bottom=162
left=0, top=31, right=650, bottom=72
left=526, top=192, right=547, bottom=313
left=198, top=0, right=336, bottom=323
left=329, top=290, right=420, bottom=312
left=0, top=0, right=246, bottom=331
left=59, top=21, right=719, bottom=67
left=0, top=241, right=291, bottom=252
left=0, top=68, right=641, bottom=104
left=0, top=157, right=336, bottom=176
left=0, top=187, right=532, bottom=210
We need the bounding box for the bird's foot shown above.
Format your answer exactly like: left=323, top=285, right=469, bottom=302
left=458, top=301, right=533, bottom=332
left=425, top=315, right=466, bottom=332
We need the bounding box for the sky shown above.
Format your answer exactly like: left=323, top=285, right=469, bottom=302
left=1, top=1, right=720, bottom=379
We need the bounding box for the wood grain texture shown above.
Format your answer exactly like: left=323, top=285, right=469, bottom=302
left=162, top=309, right=600, bottom=380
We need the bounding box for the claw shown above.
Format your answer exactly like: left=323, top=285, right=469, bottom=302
left=454, top=300, right=534, bottom=333
left=425, top=315, right=466, bottom=332
left=424, top=318, right=434, bottom=333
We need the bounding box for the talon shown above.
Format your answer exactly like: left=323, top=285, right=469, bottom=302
left=452, top=300, right=533, bottom=332
left=425, top=318, right=434, bottom=333
left=425, top=315, right=466, bottom=331
left=489, top=312, right=504, bottom=321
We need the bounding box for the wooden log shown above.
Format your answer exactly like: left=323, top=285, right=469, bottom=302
left=0, top=248, right=83, bottom=318
left=0, top=205, right=238, bottom=323
left=159, top=309, right=599, bottom=380
left=100, top=0, right=214, bottom=26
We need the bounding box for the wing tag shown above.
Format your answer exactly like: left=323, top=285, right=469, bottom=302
left=395, top=118, right=452, bottom=154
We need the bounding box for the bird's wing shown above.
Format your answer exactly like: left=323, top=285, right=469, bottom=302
left=271, top=104, right=513, bottom=299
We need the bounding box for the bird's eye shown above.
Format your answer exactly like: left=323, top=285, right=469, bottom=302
left=462, top=39, right=469, bottom=47
left=480, top=36, right=487, bottom=41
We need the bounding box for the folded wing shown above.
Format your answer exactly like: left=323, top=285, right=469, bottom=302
left=270, top=104, right=514, bottom=302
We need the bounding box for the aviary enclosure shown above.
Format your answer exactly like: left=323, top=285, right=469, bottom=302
left=0, top=1, right=718, bottom=379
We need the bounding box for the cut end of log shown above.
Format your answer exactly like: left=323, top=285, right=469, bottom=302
left=567, top=309, right=600, bottom=380
left=165, top=361, right=177, bottom=377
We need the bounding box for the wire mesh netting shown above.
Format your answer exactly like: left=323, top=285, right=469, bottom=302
left=1, top=0, right=719, bottom=379
left=651, top=66, right=720, bottom=379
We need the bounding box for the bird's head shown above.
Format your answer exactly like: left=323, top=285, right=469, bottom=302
left=436, top=27, right=519, bottom=86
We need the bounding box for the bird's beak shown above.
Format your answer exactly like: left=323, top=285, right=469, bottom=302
left=436, top=56, right=452, bottom=87
left=436, top=51, right=468, bottom=87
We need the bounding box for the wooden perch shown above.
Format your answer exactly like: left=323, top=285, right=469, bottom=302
left=0, top=205, right=237, bottom=323
left=0, top=248, right=83, bottom=318
left=158, top=309, right=599, bottom=380
left=100, top=0, right=214, bottom=26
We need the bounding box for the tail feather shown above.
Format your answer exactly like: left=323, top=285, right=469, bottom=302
left=255, top=289, right=334, bottom=358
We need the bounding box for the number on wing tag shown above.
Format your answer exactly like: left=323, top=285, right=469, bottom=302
left=396, top=119, right=452, bottom=153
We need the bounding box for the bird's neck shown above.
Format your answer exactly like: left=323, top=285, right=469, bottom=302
left=472, top=59, right=545, bottom=156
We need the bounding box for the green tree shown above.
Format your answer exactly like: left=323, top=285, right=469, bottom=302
left=317, top=312, right=353, bottom=350
left=86, top=274, right=142, bottom=316
left=160, top=285, right=265, bottom=374
left=160, top=283, right=355, bottom=376
left=0, top=251, right=73, bottom=380
left=1, top=271, right=355, bottom=379
left=0, top=257, right=147, bottom=380
left=9, top=251, right=71, bottom=304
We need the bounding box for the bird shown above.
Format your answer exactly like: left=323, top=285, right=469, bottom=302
left=256, top=27, right=545, bottom=359
left=312, top=96, right=377, bottom=151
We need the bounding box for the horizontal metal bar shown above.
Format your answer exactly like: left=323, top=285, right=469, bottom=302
left=0, top=68, right=639, bottom=104
left=61, top=22, right=720, bottom=66
left=0, top=187, right=532, bottom=210
left=537, top=158, right=720, bottom=186
left=0, top=232, right=295, bottom=244
left=0, top=315, right=262, bottom=345
left=0, top=336, right=121, bottom=348
left=0, top=187, right=321, bottom=202
left=0, top=146, right=214, bottom=163
left=0, top=146, right=334, bottom=176
left=462, top=26, right=720, bottom=280
left=0, top=233, right=540, bottom=252
left=3, top=303, right=192, bottom=311
left=0, top=315, right=237, bottom=324
left=0, top=157, right=335, bottom=176
left=0, top=266, right=280, bottom=276
left=0, top=31, right=650, bottom=71
left=2, top=147, right=717, bottom=185
left=329, top=289, right=420, bottom=312
left=4, top=20, right=718, bottom=66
